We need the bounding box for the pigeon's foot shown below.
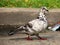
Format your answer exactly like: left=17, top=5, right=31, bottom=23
left=39, top=37, right=47, bottom=40
left=25, top=36, right=33, bottom=40
left=25, top=37, right=33, bottom=40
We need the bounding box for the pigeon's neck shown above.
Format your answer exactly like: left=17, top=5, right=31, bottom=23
left=39, top=12, right=44, bottom=16
left=39, top=12, right=47, bottom=22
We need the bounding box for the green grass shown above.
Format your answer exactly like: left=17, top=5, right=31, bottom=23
left=0, top=0, right=60, bottom=8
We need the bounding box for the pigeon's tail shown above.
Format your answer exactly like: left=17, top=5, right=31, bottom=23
left=8, top=30, right=16, bottom=36
left=8, top=26, right=26, bottom=36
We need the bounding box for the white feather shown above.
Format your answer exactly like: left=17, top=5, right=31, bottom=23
left=26, top=12, right=48, bottom=33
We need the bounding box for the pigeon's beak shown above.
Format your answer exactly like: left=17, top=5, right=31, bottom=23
left=45, top=9, right=49, bottom=14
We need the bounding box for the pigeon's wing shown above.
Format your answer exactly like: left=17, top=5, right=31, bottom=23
left=25, top=19, right=37, bottom=29
left=28, top=19, right=36, bottom=25
left=26, top=23, right=32, bottom=28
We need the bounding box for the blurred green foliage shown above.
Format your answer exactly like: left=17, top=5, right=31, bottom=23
left=0, top=0, right=60, bottom=8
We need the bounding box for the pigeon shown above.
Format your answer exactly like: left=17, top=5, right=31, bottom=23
left=8, top=7, right=49, bottom=40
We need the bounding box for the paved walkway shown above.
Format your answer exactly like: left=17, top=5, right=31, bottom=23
left=0, top=31, right=60, bottom=45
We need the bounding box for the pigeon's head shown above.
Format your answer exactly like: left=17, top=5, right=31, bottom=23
left=37, top=7, right=49, bottom=20
left=40, top=7, right=49, bottom=14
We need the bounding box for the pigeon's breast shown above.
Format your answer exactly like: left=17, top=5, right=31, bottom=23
left=32, top=20, right=45, bottom=31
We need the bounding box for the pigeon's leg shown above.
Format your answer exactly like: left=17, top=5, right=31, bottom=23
left=25, top=35, right=33, bottom=40
left=36, top=34, right=47, bottom=40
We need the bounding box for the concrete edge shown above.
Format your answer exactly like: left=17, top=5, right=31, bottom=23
left=0, top=8, right=60, bottom=12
